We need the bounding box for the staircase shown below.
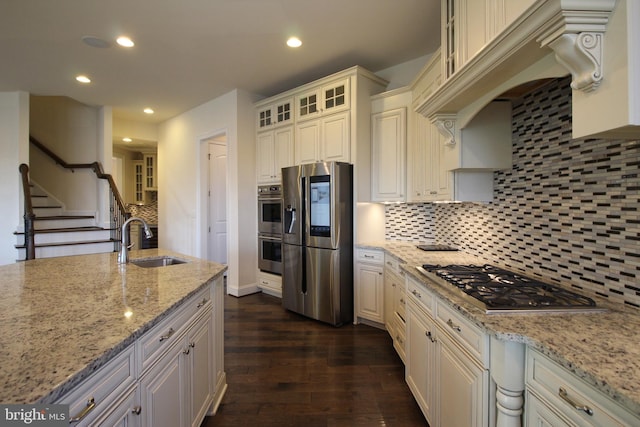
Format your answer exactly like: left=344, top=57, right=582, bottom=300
left=15, top=183, right=116, bottom=260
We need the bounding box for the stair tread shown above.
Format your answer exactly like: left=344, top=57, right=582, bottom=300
left=15, top=239, right=117, bottom=249
left=14, top=226, right=114, bottom=235
left=34, top=215, right=95, bottom=220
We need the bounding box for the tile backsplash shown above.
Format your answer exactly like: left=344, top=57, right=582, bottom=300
left=386, top=77, right=640, bottom=309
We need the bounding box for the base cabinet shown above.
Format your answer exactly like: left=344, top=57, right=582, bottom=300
left=139, top=345, right=184, bottom=427
left=355, top=249, right=385, bottom=324
left=384, top=254, right=407, bottom=362
left=139, top=310, right=212, bottom=427
left=405, top=275, right=490, bottom=427
left=525, top=348, right=640, bottom=427
left=56, top=277, right=225, bottom=427
left=406, top=299, right=437, bottom=425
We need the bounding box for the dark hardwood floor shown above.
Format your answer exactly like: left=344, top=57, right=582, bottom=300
left=201, top=292, right=427, bottom=427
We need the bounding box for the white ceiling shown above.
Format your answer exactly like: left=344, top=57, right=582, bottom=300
left=0, top=0, right=440, bottom=126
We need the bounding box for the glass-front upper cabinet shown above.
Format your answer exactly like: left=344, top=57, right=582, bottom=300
left=296, top=78, right=350, bottom=121
left=256, top=97, right=293, bottom=130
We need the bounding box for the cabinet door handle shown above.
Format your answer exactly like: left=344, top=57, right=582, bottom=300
left=558, top=387, right=594, bottom=416
left=197, top=298, right=208, bottom=308
left=131, top=406, right=142, bottom=415
left=70, top=397, right=96, bottom=423
left=159, top=327, right=175, bottom=342
left=426, top=330, right=436, bottom=343
left=183, top=347, right=190, bottom=355
left=446, top=319, right=461, bottom=332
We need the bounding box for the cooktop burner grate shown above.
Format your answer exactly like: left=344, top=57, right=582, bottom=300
left=419, top=264, right=602, bottom=313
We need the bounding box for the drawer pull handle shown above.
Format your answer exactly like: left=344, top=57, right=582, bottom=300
left=559, top=387, right=594, bottom=416
left=197, top=298, right=208, bottom=308
left=411, top=289, right=421, bottom=298
left=132, top=406, right=142, bottom=415
left=159, top=327, right=175, bottom=342
left=364, top=254, right=374, bottom=259
left=70, top=397, right=96, bottom=423
left=426, top=331, right=436, bottom=343
left=446, top=319, right=461, bottom=332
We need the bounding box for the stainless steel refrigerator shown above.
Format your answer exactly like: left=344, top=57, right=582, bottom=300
left=281, top=161, right=353, bottom=326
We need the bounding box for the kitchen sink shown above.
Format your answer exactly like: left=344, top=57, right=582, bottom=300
left=130, top=256, right=188, bottom=268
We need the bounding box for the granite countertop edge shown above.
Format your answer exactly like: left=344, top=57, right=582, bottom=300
left=0, top=249, right=227, bottom=405
left=37, top=274, right=219, bottom=405
left=357, top=241, right=640, bottom=417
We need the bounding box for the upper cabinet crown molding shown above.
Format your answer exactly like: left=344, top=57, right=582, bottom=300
left=416, top=0, right=616, bottom=119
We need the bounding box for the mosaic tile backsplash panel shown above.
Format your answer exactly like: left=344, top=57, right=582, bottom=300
left=386, top=77, right=640, bottom=308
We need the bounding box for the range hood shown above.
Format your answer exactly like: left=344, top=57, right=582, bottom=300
left=417, top=0, right=624, bottom=140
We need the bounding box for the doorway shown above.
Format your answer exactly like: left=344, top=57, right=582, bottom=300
left=206, top=136, right=228, bottom=266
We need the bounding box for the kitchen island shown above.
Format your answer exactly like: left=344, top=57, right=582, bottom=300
left=359, top=241, right=640, bottom=425
left=0, top=248, right=226, bottom=422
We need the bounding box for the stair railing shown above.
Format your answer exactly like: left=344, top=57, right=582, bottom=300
left=18, top=164, right=36, bottom=260
left=27, top=135, right=131, bottom=254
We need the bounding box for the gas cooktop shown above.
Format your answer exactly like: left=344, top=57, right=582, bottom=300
left=417, top=264, right=605, bottom=314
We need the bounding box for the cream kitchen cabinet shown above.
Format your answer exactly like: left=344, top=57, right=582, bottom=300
left=133, top=160, right=144, bottom=203
left=442, top=0, right=536, bottom=80
left=384, top=254, right=407, bottom=362
left=295, top=110, right=350, bottom=164
left=295, top=78, right=350, bottom=122
left=256, top=97, right=293, bottom=130
left=525, top=348, right=640, bottom=427
left=139, top=295, right=213, bottom=427
left=371, top=88, right=410, bottom=202
left=405, top=274, right=490, bottom=427
left=411, top=47, right=511, bottom=202
left=257, top=271, right=282, bottom=298
left=256, top=126, right=294, bottom=183
left=56, top=278, right=224, bottom=427
left=355, top=248, right=385, bottom=325
left=254, top=66, right=387, bottom=208
left=406, top=276, right=437, bottom=425
left=57, top=345, right=137, bottom=427
left=143, top=153, right=157, bottom=191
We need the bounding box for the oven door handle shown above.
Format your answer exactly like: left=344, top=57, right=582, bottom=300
left=259, top=197, right=282, bottom=202
left=258, top=234, right=282, bottom=242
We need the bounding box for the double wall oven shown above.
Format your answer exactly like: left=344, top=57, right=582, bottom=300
left=258, top=184, right=282, bottom=275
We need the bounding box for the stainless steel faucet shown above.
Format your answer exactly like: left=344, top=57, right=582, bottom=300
left=118, top=217, right=154, bottom=264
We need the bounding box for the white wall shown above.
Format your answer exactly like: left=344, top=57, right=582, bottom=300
left=0, top=92, right=29, bottom=265
left=29, top=96, right=102, bottom=215
left=158, top=89, right=259, bottom=297
left=375, top=54, right=431, bottom=90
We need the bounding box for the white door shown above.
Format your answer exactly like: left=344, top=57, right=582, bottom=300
left=208, top=141, right=227, bottom=265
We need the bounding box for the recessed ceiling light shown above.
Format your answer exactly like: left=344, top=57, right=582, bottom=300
left=122, top=137, right=132, bottom=142
left=286, top=37, right=302, bottom=48
left=116, top=36, right=135, bottom=48
left=76, top=75, right=91, bottom=83
left=81, top=36, right=111, bottom=48
left=143, top=108, right=154, bottom=114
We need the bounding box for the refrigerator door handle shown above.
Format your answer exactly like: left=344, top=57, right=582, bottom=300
left=285, top=206, right=296, bottom=234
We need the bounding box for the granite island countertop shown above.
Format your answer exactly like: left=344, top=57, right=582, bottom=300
left=358, top=241, right=640, bottom=417
left=0, top=249, right=227, bottom=404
